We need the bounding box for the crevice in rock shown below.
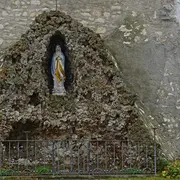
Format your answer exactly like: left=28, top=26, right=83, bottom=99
left=12, top=54, right=21, bottom=64
left=29, top=92, right=40, bottom=106
left=6, top=121, right=38, bottom=140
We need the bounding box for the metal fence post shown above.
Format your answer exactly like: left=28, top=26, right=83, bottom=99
left=55, top=0, right=58, bottom=11
left=87, top=141, right=90, bottom=173
left=153, top=128, right=157, bottom=175
left=52, top=141, right=56, bottom=175
left=0, top=142, right=2, bottom=168
left=0, top=139, right=158, bottom=175
left=24, top=131, right=30, bottom=160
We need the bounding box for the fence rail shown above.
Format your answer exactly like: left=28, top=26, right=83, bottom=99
left=0, top=139, right=157, bottom=176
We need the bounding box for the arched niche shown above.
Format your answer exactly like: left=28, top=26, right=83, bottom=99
left=47, top=31, right=72, bottom=94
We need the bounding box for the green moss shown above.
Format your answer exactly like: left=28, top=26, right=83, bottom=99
left=98, top=177, right=173, bottom=180
left=34, top=166, right=52, bottom=174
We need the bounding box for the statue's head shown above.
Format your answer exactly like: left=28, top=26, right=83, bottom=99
left=55, top=45, right=61, bottom=53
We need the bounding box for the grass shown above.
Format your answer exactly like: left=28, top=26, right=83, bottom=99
left=98, top=177, right=179, bottom=180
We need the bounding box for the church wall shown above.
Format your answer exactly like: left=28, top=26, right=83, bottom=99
left=0, top=0, right=122, bottom=50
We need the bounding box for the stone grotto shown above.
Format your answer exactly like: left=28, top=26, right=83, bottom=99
left=0, top=11, right=154, bottom=146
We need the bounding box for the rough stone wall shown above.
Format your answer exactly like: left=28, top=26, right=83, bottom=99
left=0, top=0, right=122, bottom=49
left=0, top=11, right=152, bottom=150
left=105, top=0, right=180, bottom=158
left=0, top=0, right=180, bottom=158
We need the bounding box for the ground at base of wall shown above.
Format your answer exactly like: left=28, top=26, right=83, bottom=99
left=0, top=176, right=174, bottom=180
left=100, top=177, right=177, bottom=180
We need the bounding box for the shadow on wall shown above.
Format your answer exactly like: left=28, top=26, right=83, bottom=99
left=46, top=31, right=72, bottom=94
left=6, top=121, right=39, bottom=140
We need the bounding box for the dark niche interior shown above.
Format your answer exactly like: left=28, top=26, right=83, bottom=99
left=29, top=92, right=40, bottom=106
left=5, top=120, right=70, bottom=141
left=6, top=121, right=39, bottom=140
left=46, top=31, right=73, bottom=94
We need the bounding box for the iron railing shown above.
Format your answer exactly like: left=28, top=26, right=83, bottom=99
left=0, top=139, right=157, bottom=176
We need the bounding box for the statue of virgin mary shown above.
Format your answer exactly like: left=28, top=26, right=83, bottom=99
left=51, top=45, right=66, bottom=96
